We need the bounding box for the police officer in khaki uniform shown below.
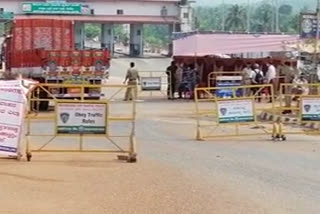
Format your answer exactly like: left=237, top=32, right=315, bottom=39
left=123, top=62, right=140, bottom=101
left=242, top=63, right=253, bottom=96
left=283, top=62, right=298, bottom=114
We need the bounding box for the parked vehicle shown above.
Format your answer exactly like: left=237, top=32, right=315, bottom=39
left=0, top=19, right=111, bottom=110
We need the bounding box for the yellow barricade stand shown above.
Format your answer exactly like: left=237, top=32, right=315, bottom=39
left=279, top=83, right=320, bottom=135
left=194, top=84, right=279, bottom=141
left=26, top=83, right=137, bottom=162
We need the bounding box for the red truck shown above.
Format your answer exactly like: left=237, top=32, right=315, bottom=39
left=1, top=19, right=110, bottom=109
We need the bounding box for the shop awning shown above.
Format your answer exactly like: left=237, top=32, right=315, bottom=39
left=173, top=33, right=299, bottom=57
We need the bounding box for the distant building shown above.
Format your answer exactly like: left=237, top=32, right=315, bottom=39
left=0, top=0, right=194, bottom=56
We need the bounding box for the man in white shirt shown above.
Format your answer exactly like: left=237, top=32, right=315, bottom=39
left=265, top=62, right=277, bottom=102
left=266, top=62, right=276, bottom=83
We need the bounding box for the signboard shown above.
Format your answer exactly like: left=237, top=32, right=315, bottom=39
left=0, top=84, right=25, bottom=157
left=301, top=97, right=320, bottom=122
left=216, top=76, right=243, bottom=98
left=56, top=102, right=107, bottom=134
left=217, top=99, right=255, bottom=124
left=22, top=2, right=88, bottom=15
left=141, top=77, right=161, bottom=91
left=300, top=13, right=319, bottom=39
left=0, top=12, right=14, bottom=20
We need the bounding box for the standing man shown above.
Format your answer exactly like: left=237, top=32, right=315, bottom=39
left=176, top=63, right=184, bottom=99
left=252, top=63, right=264, bottom=102
left=166, top=61, right=178, bottom=100
left=242, top=62, right=253, bottom=96
left=123, top=62, right=140, bottom=101
left=265, top=62, right=277, bottom=102
left=283, top=62, right=297, bottom=114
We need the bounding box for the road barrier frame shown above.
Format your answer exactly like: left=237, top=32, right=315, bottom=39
left=279, top=83, right=320, bottom=135
left=194, top=84, right=277, bottom=140
left=25, top=83, right=137, bottom=162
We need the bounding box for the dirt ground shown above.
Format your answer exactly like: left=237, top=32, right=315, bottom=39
left=0, top=153, right=262, bottom=214
left=1, top=99, right=320, bottom=214
left=1, top=59, right=320, bottom=213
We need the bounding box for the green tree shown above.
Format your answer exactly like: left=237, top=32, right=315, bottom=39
left=0, top=24, right=4, bottom=36
left=194, top=5, right=225, bottom=31
left=113, top=24, right=129, bottom=46
left=225, top=4, right=246, bottom=31
left=279, top=4, right=293, bottom=15
left=84, top=24, right=101, bottom=40
left=193, top=3, right=301, bottom=34
left=143, top=25, right=169, bottom=48
left=251, top=3, right=274, bottom=32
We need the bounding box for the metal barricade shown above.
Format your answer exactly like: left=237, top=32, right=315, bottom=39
left=26, top=83, right=137, bottom=162
left=194, top=84, right=276, bottom=140
left=278, top=83, right=320, bottom=135
left=0, top=63, right=5, bottom=79
left=138, top=71, right=168, bottom=98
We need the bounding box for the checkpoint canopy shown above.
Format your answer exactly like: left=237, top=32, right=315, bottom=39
left=173, top=32, right=299, bottom=57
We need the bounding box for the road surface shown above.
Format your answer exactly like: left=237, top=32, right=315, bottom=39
left=0, top=58, right=319, bottom=213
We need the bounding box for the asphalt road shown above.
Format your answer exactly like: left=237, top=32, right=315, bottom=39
left=0, top=58, right=319, bottom=213
left=136, top=101, right=320, bottom=213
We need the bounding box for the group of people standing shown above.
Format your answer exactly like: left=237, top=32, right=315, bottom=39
left=122, top=60, right=310, bottom=107
left=242, top=61, right=309, bottom=101
left=122, top=61, right=201, bottom=101
left=242, top=61, right=310, bottom=112
left=166, top=61, right=200, bottom=100
left=242, top=62, right=276, bottom=102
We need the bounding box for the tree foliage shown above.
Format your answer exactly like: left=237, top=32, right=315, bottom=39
left=194, top=2, right=301, bottom=34
left=0, top=24, right=4, bottom=36
left=143, top=24, right=170, bottom=48
left=80, top=2, right=302, bottom=49
left=85, top=23, right=101, bottom=40
left=225, top=5, right=246, bottom=31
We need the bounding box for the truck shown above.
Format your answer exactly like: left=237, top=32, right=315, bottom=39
left=0, top=18, right=110, bottom=110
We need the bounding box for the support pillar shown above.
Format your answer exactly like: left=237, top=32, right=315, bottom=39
left=168, top=24, right=174, bottom=57
left=101, top=24, right=114, bottom=55
left=129, top=24, right=143, bottom=57
left=74, top=22, right=85, bottom=49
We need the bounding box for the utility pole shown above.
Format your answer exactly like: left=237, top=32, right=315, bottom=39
left=247, top=0, right=250, bottom=32
left=271, top=0, right=275, bottom=32
left=222, top=0, right=225, bottom=31
left=312, top=0, right=320, bottom=86
left=275, top=0, right=279, bottom=33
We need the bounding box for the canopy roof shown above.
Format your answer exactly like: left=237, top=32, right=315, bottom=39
left=173, top=33, right=299, bottom=57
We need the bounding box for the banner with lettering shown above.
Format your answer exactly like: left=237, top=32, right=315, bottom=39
left=56, top=102, right=107, bottom=134
left=0, top=80, right=35, bottom=157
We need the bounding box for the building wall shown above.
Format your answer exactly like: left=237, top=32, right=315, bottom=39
left=0, top=1, right=21, bottom=14
left=179, top=5, right=193, bottom=32
left=88, top=2, right=179, bottom=16
left=0, top=0, right=179, bottom=17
